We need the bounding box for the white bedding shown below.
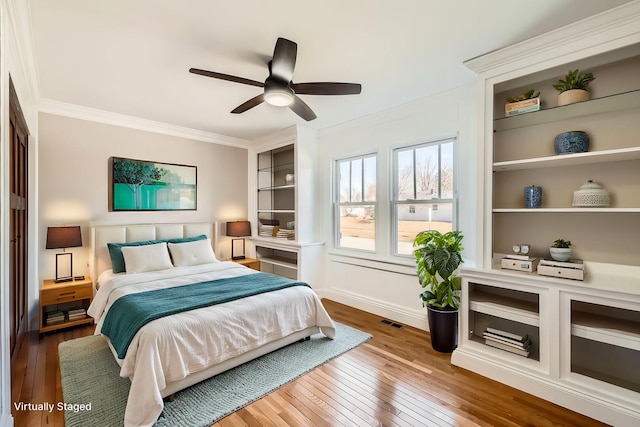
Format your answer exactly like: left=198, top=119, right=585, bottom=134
left=88, top=261, right=336, bottom=427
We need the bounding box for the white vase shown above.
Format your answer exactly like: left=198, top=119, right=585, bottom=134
left=558, top=89, right=589, bottom=106
left=549, top=247, right=572, bottom=262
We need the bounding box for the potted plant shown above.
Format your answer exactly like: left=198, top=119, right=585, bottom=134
left=505, top=89, right=541, bottom=116
left=413, top=230, right=464, bottom=353
left=506, top=89, right=540, bottom=103
left=550, top=238, right=573, bottom=262
left=553, top=69, right=595, bottom=106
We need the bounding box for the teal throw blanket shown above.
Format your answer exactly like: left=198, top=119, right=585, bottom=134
left=101, top=272, right=309, bottom=358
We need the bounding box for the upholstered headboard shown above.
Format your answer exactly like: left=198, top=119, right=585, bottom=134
left=90, top=222, right=214, bottom=282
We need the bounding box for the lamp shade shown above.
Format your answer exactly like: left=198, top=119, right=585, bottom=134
left=46, top=226, right=82, bottom=249
left=226, top=221, right=251, bottom=237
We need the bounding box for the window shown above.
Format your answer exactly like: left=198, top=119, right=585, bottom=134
left=335, top=154, right=377, bottom=251
left=393, top=138, right=455, bottom=255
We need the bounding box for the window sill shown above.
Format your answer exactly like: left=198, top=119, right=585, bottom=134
left=328, top=252, right=417, bottom=276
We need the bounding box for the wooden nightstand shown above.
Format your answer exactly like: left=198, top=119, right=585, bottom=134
left=40, top=277, right=94, bottom=333
left=231, top=257, right=260, bottom=271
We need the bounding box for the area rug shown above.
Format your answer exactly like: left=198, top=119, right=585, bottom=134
left=59, top=323, right=370, bottom=427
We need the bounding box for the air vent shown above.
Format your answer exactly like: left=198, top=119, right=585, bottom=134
left=380, top=319, right=404, bottom=329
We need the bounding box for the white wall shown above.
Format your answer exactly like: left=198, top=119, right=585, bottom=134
left=315, top=83, right=478, bottom=331
left=36, top=113, right=248, bottom=325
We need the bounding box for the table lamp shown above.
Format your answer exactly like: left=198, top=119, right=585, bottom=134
left=226, top=221, right=251, bottom=260
left=46, top=226, right=82, bottom=282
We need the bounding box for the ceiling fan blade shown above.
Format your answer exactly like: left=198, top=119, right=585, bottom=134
left=231, top=94, right=265, bottom=114
left=289, top=95, right=317, bottom=121
left=292, top=82, right=362, bottom=95
left=189, top=68, right=264, bottom=88
left=270, top=38, right=297, bottom=82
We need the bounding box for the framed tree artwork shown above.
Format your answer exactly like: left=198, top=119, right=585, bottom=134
left=109, top=157, right=197, bottom=211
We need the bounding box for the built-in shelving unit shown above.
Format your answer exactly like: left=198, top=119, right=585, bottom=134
left=248, top=126, right=324, bottom=285
left=452, top=4, right=640, bottom=426
left=490, top=55, right=640, bottom=260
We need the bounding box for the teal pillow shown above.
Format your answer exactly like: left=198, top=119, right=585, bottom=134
left=107, top=234, right=207, bottom=273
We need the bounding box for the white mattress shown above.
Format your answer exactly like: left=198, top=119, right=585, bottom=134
left=88, top=261, right=336, bottom=427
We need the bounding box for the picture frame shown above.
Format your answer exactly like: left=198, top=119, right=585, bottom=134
left=109, top=157, right=197, bottom=211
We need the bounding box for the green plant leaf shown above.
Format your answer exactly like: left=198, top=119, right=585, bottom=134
left=413, top=230, right=464, bottom=310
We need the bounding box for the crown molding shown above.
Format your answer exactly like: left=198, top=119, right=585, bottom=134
left=465, top=1, right=640, bottom=76
left=38, top=98, right=250, bottom=148
left=4, top=0, right=40, bottom=113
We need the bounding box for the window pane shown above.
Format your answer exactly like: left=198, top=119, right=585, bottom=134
left=396, top=203, right=453, bottom=255
left=415, top=145, right=439, bottom=199
left=397, top=149, right=414, bottom=200
left=338, top=161, right=350, bottom=202
left=441, top=142, right=454, bottom=199
left=338, top=205, right=375, bottom=251
left=363, top=156, right=376, bottom=202
left=350, top=159, right=363, bottom=202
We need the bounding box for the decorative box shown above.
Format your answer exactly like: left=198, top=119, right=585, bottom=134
left=538, top=259, right=585, bottom=281
left=501, top=257, right=539, bottom=273
left=572, top=180, right=610, bottom=207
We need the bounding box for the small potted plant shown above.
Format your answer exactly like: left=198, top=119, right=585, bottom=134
left=413, top=230, right=464, bottom=353
left=505, top=89, right=540, bottom=116
left=550, top=238, right=573, bottom=262
left=553, top=69, right=595, bottom=106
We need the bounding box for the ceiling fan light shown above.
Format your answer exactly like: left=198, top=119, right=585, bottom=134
left=264, top=88, right=294, bottom=107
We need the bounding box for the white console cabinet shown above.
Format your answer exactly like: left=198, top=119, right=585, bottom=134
left=455, top=266, right=640, bottom=426
left=452, top=3, right=640, bottom=426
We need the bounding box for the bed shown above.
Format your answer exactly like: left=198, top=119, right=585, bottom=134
left=87, top=223, right=336, bottom=427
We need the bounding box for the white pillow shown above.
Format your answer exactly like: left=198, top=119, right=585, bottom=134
left=121, top=242, right=173, bottom=274
left=168, top=238, right=217, bottom=267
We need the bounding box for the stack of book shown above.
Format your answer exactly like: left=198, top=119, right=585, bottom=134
left=68, top=308, right=87, bottom=321
left=483, top=327, right=531, bottom=357
left=259, top=225, right=275, bottom=237
left=275, top=228, right=294, bottom=239
left=46, top=310, right=65, bottom=325
left=505, top=97, right=541, bottom=116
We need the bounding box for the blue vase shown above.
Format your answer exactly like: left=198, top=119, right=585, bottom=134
left=554, top=131, right=589, bottom=155
left=524, top=185, right=542, bottom=208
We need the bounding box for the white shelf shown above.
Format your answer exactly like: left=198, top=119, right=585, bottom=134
left=572, top=311, right=640, bottom=351
left=469, top=291, right=539, bottom=327
left=494, top=89, right=640, bottom=132
left=258, top=256, right=297, bottom=270
left=258, top=184, right=295, bottom=191
left=493, top=147, right=640, bottom=171
left=257, top=209, right=295, bottom=214
left=493, top=208, right=640, bottom=213
left=571, top=365, right=640, bottom=393
left=257, top=162, right=294, bottom=173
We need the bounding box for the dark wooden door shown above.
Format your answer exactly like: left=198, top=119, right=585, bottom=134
left=9, top=79, right=29, bottom=359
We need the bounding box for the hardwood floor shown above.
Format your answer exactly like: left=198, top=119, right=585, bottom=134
left=11, top=299, right=607, bottom=427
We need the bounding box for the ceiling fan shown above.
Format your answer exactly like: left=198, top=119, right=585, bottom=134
left=189, top=37, right=362, bottom=121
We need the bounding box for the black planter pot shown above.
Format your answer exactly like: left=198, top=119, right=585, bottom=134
left=427, top=306, right=459, bottom=353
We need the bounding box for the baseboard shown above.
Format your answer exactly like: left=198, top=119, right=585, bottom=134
left=452, top=347, right=640, bottom=427
left=317, top=288, right=429, bottom=331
